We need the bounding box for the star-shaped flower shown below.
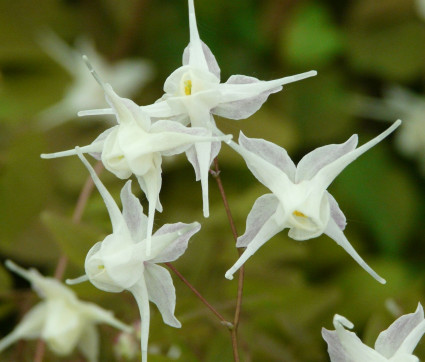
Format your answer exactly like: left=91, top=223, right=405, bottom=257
left=38, top=31, right=153, bottom=129
left=67, top=149, right=201, bottom=362
left=41, top=57, right=230, bottom=255
left=224, top=120, right=402, bottom=283
left=0, top=260, right=131, bottom=362
left=79, top=0, right=317, bottom=218
left=322, top=303, right=425, bottom=361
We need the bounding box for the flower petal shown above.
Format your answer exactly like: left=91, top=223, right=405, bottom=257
left=40, top=141, right=104, bottom=160
left=324, top=217, right=386, bottom=284
left=129, top=278, right=150, bottom=362
left=150, top=222, right=201, bottom=263
left=77, top=323, right=99, bottom=362
left=327, top=315, right=387, bottom=362
left=186, top=0, right=209, bottom=72
left=228, top=133, right=292, bottom=197
left=322, top=328, right=352, bottom=362
left=295, top=135, right=358, bottom=183
left=216, top=71, right=317, bottom=105
left=144, top=263, right=181, bottom=328
left=80, top=302, right=132, bottom=333
left=237, top=194, right=280, bottom=247
left=239, top=131, right=296, bottom=181
left=314, top=120, right=401, bottom=191
left=76, top=148, right=126, bottom=234
left=121, top=180, right=148, bottom=242
left=183, top=40, right=220, bottom=79
left=327, top=192, right=347, bottom=231
left=225, top=203, right=285, bottom=280
left=0, top=302, right=47, bottom=352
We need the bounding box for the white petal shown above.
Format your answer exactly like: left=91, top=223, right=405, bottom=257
left=216, top=70, right=317, bottom=104
left=0, top=302, right=47, bottom=352
left=129, top=279, right=150, bottom=362
left=77, top=323, right=99, bottom=362
left=295, top=134, right=358, bottom=183
left=225, top=205, right=285, bottom=280
left=239, top=131, right=296, bottom=181
left=186, top=0, right=209, bottom=71
left=40, top=141, right=104, bottom=159
left=150, top=222, right=201, bottom=263
left=183, top=40, right=221, bottom=79
left=322, top=328, right=352, bottom=362
left=327, top=192, right=347, bottom=231
left=42, top=299, right=82, bottom=355
left=329, top=315, right=387, bottom=362
left=324, top=217, right=386, bottom=284
left=237, top=194, right=280, bottom=247
left=212, top=75, right=281, bottom=120
left=80, top=302, right=132, bottom=333
left=144, top=263, right=181, bottom=328
left=375, top=303, right=424, bottom=358
left=121, top=180, right=148, bottom=242
left=142, top=100, right=181, bottom=118
left=229, top=133, right=292, bottom=198
left=314, top=120, right=401, bottom=191
left=88, top=126, right=118, bottom=160
left=76, top=148, right=126, bottom=233
left=137, top=158, right=163, bottom=256
left=78, top=108, right=115, bottom=117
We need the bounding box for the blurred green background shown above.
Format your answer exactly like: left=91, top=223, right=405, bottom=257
left=0, top=0, right=425, bottom=360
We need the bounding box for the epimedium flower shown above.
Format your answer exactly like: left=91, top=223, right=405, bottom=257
left=322, top=303, right=425, bottom=361
left=38, top=30, right=153, bottom=129
left=79, top=0, right=317, bottom=218
left=361, top=86, right=425, bottom=175
left=41, top=57, right=231, bottom=255
left=67, top=148, right=201, bottom=362
left=0, top=260, right=131, bottom=362
left=224, top=120, right=402, bottom=283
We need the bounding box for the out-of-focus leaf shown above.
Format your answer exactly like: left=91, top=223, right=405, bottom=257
left=282, top=2, right=344, bottom=68
left=41, top=211, right=105, bottom=266
left=0, top=263, right=12, bottom=293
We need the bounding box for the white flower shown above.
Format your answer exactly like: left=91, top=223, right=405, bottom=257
left=224, top=120, right=402, bottom=283
left=79, top=0, right=317, bottom=218
left=0, top=260, right=131, bottom=362
left=67, top=149, right=201, bottom=362
left=41, top=57, right=230, bottom=255
left=362, top=86, right=425, bottom=175
left=322, top=303, right=425, bottom=362
left=38, top=31, right=154, bottom=129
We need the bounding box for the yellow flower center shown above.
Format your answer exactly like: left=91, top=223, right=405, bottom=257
left=293, top=210, right=307, bottom=217
left=184, top=80, right=192, bottom=95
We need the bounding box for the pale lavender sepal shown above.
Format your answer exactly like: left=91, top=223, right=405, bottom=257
left=239, top=131, right=296, bottom=181
left=321, top=328, right=350, bottom=362
left=327, top=192, right=347, bottom=231
left=237, top=194, right=280, bottom=247
left=183, top=41, right=221, bottom=79
left=120, top=180, right=148, bottom=242
left=144, top=263, right=181, bottom=328
left=88, top=126, right=117, bottom=160
left=212, top=75, right=281, bottom=120
left=375, top=303, right=425, bottom=358
left=295, top=135, right=358, bottom=183
left=150, top=222, right=201, bottom=263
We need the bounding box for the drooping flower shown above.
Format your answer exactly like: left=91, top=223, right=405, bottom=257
left=322, top=303, right=425, bottom=361
left=79, top=0, right=317, bottom=218
left=38, top=31, right=153, bottom=129
left=0, top=260, right=131, bottom=362
left=224, top=120, right=402, bottom=283
left=67, top=149, right=200, bottom=362
left=41, top=57, right=230, bottom=255
left=361, top=86, right=425, bottom=175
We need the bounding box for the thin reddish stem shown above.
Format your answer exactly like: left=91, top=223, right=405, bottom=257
left=211, top=158, right=244, bottom=362
left=33, top=161, right=103, bottom=362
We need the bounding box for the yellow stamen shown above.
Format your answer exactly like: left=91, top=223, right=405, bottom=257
left=184, top=80, right=192, bottom=95
left=293, top=210, right=307, bottom=218
left=98, top=265, right=105, bottom=270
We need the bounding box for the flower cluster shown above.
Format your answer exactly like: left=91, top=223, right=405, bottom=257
left=2, top=0, right=416, bottom=361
